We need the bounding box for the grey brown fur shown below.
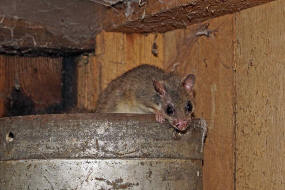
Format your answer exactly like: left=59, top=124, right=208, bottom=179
left=96, top=64, right=166, bottom=113
left=95, top=64, right=196, bottom=131
left=95, top=64, right=207, bottom=151
left=96, top=65, right=192, bottom=113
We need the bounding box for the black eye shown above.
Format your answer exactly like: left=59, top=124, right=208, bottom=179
left=185, top=101, right=193, bottom=112
left=166, top=105, right=175, bottom=115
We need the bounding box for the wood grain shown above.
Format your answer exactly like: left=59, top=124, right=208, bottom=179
left=235, top=0, right=285, bottom=189
left=163, top=15, right=235, bottom=190
left=76, top=55, right=99, bottom=111
left=97, top=32, right=164, bottom=90
left=0, top=55, right=62, bottom=116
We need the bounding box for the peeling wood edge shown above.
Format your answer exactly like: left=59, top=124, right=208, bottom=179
left=104, top=0, right=274, bottom=33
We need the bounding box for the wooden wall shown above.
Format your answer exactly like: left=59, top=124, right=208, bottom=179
left=163, top=1, right=285, bottom=189
left=0, top=56, right=62, bottom=117
left=235, top=0, right=285, bottom=189
left=164, top=16, right=235, bottom=190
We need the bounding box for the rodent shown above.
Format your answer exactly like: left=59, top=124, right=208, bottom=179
left=95, top=64, right=196, bottom=131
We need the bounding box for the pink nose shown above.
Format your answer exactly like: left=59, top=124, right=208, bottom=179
left=174, top=120, right=188, bottom=131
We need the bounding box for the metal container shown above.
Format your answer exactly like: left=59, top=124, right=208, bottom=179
left=0, top=113, right=203, bottom=190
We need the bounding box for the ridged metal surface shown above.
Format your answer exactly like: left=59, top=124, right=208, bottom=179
left=0, top=113, right=203, bottom=189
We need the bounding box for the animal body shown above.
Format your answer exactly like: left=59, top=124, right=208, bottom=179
left=95, top=64, right=196, bottom=131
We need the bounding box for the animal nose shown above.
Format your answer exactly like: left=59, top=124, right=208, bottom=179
left=175, top=120, right=188, bottom=131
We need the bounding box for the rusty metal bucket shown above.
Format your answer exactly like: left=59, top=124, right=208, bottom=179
left=0, top=113, right=203, bottom=189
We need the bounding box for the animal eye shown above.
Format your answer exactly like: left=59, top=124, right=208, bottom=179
left=166, top=105, right=175, bottom=115
left=185, top=101, right=193, bottom=112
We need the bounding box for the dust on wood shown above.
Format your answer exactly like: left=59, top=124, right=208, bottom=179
left=235, top=0, right=285, bottom=189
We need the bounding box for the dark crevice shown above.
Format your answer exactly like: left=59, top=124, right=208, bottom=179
left=61, top=56, right=78, bottom=111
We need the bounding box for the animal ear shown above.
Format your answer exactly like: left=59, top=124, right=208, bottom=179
left=182, top=74, right=195, bottom=93
left=153, top=80, right=166, bottom=96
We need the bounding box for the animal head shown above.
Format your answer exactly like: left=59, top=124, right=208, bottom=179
left=153, top=73, right=195, bottom=131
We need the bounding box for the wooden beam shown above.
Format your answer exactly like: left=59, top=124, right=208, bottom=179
left=0, top=0, right=274, bottom=55
left=0, top=0, right=102, bottom=55
left=0, top=17, right=94, bottom=56
left=103, top=0, right=274, bottom=33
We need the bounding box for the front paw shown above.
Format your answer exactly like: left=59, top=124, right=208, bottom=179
left=155, top=111, right=165, bottom=123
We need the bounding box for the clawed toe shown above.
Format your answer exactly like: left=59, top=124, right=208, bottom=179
left=155, top=112, right=165, bottom=123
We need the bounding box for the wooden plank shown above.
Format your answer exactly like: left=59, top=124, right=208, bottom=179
left=76, top=55, right=99, bottom=111
left=235, top=0, right=285, bottom=189
left=0, top=17, right=92, bottom=56
left=0, top=55, right=62, bottom=116
left=163, top=15, right=235, bottom=190
left=104, top=0, right=273, bottom=33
